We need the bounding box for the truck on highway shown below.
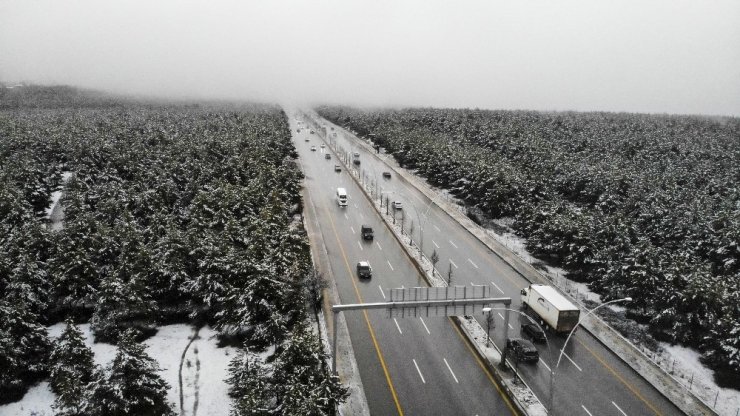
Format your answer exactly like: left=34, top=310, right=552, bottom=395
left=336, top=188, right=348, bottom=207
left=520, top=284, right=580, bottom=333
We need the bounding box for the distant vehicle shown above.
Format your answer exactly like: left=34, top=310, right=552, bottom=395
left=356, top=261, right=372, bottom=279
left=320, top=144, right=325, bottom=148
left=361, top=225, right=374, bottom=240
left=392, top=201, right=403, bottom=210
left=332, top=132, right=337, bottom=138
left=353, top=159, right=361, bottom=165
left=325, top=154, right=331, bottom=159
left=336, top=188, right=347, bottom=207
left=334, top=165, right=341, bottom=172
left=311, top=146, right=317, bottom=151
left=330, top=126, right=334, bottom=130
left=310, top=130, right=315, bottom=134
left=521, top=323, right=546, bottom=343
left=506, top=338, right=539, bottom=363
left=296, top=129, right=301, bottom=133
left=520, top=284, right=580, bottom=333
left=305, top=138, right=309, bottom=142
left=353, top=152, right=360, bottom=158
left=382, top=171, right=391, bottom=179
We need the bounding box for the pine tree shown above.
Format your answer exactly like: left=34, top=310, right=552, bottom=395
left=84, top=329, right=175, bottom=416
left=0, top=298, right=52, bottom=404
left=227, top=349, right=271, bottom=416
left=49, top=319, right=96, bottom=415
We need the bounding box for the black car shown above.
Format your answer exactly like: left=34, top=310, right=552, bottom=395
left=356, top=261, right=372, bottom=279
left=521, top=323, right=546, bottom=343
left=382, top=171, right=391, bottom=179
left=361, top=225, right=374, bottom=240
left=506, top=338, right=539, bottom=363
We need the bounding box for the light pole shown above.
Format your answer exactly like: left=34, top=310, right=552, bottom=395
left=550, top=297, right=632, bottom=415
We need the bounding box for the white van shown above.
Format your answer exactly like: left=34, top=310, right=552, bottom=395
left=336, top=188, right=348, bottom=207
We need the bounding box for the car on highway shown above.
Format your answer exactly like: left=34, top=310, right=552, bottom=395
left=325, top=154, right=331, bottom=159
left=310, top=130, right=315, bottom=134
left=521, top=323, right=546, bottom=343
left=353, top=159, right=361, bottom=165
left=296, top=128, right=300, bottom=133
left=361, top=225, right=374, bottom=240
left=320, top=144, right=325, bottom=148
left=506, top=338, right=539, bottom=363
left=356, top=261, right=372, bottom=279
left=383, top=171, right=391, bottom=179
left=392, top=201, right=403, bottom=210
left=334, top=165, right=341, bottom=172
left=305, top=138, right=309, bottom=142
left=311, top=146, right=316, bottom=151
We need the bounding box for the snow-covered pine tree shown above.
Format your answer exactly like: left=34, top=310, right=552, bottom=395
left=84, top=329, right=175, bottom=416
left=49, top=319, right=96, bottom=415
left=227, top=349, right=271, bottom=416
left=0, top=298, right=52, bottom=404
left=271, top=324, right=348, bottom=415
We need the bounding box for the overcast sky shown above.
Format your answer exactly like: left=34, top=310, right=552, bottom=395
left=1, top=0, right=739, bottom=115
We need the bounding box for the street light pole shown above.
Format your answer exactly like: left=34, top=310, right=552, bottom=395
left=550, top=297, right=632, bottom=415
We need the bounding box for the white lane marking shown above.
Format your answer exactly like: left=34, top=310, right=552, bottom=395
left=433, top=225, right=440, bottom=232
left=449, top=239, right=458, bottom=248
left=379, top=286, right=386, bottom=299
left=581, top=405, right=594, bottom=416
left=393, top=318, right=403, bottom=334
left=443, top=358, right=459, bottom=383
left=468, top=258, right=479, bottom=269
left=490, top=281, right=505, bottom=294
left=432, top=240, right=440, bottom=249
left=561, top=350, right=583, bottom=371
left=412, top=359, right=426, bottom=384
left=612, top=402, right=627, bottom=416
left=344, top=213, right=348, bottom=219
left=360, top=212, right=364, bottom=219
left=539, top=358, right=551, bottom=372
left=350, top=226, right=355, bottom=234
left=357, top=241, right=363, bottom=251
left=376, top=241, right=382, bottom=250
left=497, top=313, right=514, bottom=329
left=449, top=259, right=458, bottom=269
left=387, top=261, right=394, bottom=271
left=419, top=317, right=431, bottom=334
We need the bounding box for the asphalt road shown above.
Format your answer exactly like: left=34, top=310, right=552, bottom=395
left=290, top=118, right=520, bottom=416
left=310, top=114, right=686, bottom=416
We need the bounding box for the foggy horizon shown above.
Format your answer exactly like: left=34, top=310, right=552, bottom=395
left=2, top=0, right=739, bottom=116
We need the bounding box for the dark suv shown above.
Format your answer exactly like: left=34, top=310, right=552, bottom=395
left=521, top=323, right=546, bottom=343
left=356, top=261, right=372, bottom=279
left=506, top=338, right=539, bottom=363
left=361, top=225, right=374, bottom=240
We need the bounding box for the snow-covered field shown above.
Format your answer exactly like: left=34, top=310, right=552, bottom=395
left=0, top=324, right=235, bottom=416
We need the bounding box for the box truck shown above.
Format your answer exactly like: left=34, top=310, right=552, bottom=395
left=336, top=188, right=348, bottom=207
left=520, top=284, right=580, bottom=333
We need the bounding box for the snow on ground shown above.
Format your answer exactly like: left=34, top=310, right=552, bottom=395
left=0, top=323, right=235, bottom=416
left=662, top=343, right=740, bottom=416
left=44, top=172, right=72, bottom=219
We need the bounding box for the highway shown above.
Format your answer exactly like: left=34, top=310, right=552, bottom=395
left=309, top=114, right=686, bottom=416
left=289, top=117, right=519, bottom=416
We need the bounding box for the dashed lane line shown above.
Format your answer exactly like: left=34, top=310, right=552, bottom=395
left=490, top=281, right=505, bottom=294
left=412, top=359, right=426, bottom=384
left=449, top=239, right=458, bottom=248
left=449, top=259, right=458, bottom=269
left=393, top=318, right=403, bottom=335
left=468, top=258, right=479, bottom=269
left=387, top=261, right=394, bottom=271
left=379, top=286, right=386, bottom=299
left=443, top=358, right=459, bottom=383
left=419, top=317, right=431, bottom=335
left=612, top=401, right=627, bottom=416
left=582, top=405, right=594, bottom=416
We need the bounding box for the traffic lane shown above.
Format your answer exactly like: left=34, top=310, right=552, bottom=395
left=299, top=136, right=511, bottom=415
left=293, top=132, right=400, bottom=416
left=319, top=118, right=684, bottom=416
left=308, top=134, right=518, bottom=415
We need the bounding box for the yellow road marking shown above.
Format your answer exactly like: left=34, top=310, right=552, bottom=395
left=322, top=199, right=404, bottom=416
left=576, top=337, right=664, bottom=415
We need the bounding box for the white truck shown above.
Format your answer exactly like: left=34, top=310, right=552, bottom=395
left=520, top=284, right=580, bottom=333
left=336, top=188, right=348, bottom=207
